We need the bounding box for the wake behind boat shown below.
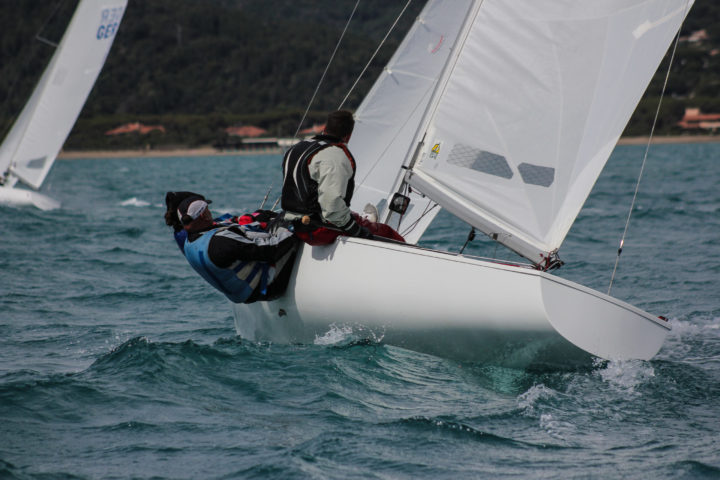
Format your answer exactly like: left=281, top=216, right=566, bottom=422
left=0, top=0, right=126, bottom=210
left=231, top=0, right=693, bottom=366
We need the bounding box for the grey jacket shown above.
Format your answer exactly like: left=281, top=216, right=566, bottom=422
left=284, top=144, right=355, bottom=228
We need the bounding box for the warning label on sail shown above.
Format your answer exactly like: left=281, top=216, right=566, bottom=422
left=430, top=143, right=441, bottom=159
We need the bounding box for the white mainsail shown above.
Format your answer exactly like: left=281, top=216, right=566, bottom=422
left=0, top=0, right=126, bottom=195
left=356, top=0, right=693, bottom=263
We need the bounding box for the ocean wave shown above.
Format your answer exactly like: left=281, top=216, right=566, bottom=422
left=120, top=197, right=150, bottom=207
left=61, top=290, right=160, bottom=304
left=397, top=416, right=511, bottom=442
left=594, top=359, right=656, bottom=395
left=100, top=420, right=159, bottom=432
left=392, top=416, right=568, bottom=450
left=83, top=336, right=279, bottom=407
left=668, top=460, right=720, bottom=478
left=314, top=323, right=385, bottom=347
left=89, top=336, right=234, bottom=375
left=0, top=459, right=30, bottom=480
left=517, top=384, right=559, bottom=415
left=662, top=317, right=720, bottom=365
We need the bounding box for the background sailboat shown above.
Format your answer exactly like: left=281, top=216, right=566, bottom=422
left=233, top=0, right=694, bottom=366
left=0, top=0, right=127, bottom=210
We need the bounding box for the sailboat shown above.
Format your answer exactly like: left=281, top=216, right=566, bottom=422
left=234, top=0, right=694, bottom=366
left=0, top=0, right=127, bottom=210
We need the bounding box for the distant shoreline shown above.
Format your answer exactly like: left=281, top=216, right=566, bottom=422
left=616, top=135, right=720, bottom=145
left=58, top=135, right=720, bottom=159
left=58, top=146, right=277, bottom=159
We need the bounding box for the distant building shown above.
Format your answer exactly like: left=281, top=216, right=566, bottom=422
left=688, top=29, right=709, bottom=43
left=225, top=125, right=268, bottom=138
left=677, top=108, right=720, bottom=132
left=105, top=122, right=165, bottom=135
left=277, top=138, right=297, bottom=149
left=680, top=29, right=709, bottom=44
left=300, top=124, right=325, bottom=135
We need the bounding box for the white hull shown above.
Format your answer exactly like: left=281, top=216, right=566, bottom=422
left=233, top=238, right=669, bottom=367
left=0, top=186, right=60, bottom=210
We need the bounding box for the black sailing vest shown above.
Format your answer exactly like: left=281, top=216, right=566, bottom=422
left=281, top=134, right=356, bottom=218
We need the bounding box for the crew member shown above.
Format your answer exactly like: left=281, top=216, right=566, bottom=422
left=281, top=110, right=404, bottom=245
left=165, top=191, right=298, bottom=303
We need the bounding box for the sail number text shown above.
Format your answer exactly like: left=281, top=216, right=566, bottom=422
left=97, top=7, right=124, bottom=40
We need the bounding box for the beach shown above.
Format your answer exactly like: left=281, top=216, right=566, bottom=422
left=58, top=135, right=720, bottom=159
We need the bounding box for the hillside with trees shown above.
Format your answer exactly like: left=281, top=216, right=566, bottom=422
left=1, top=0, right=718, bottom=150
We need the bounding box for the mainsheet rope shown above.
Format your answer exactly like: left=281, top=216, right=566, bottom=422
left=607, top=0, right=692, bottom=295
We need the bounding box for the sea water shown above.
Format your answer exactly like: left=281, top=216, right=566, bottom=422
left=1, top=143, right=718, bottom=479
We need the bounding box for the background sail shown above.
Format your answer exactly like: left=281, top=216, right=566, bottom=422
left=348, top=0, right=472, bottom=243
left=0, top=0, right=127, bottom=190
left=406, top=0, right=694, bottom=262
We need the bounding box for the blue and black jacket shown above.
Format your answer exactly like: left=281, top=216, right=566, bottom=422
left=177, top=216, right=298, bottom=303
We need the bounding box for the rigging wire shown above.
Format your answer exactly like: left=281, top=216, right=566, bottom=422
left=263, top=1, right=413, bottom=210
left=260, top=0, right=360, bottom=210
left=607, top=2, right=691, bottom=295
left=291, top=0, right=361, bottom=142
left=399, top=200, right=438, bottom=237
left=337, top=0, right=414, bottom=110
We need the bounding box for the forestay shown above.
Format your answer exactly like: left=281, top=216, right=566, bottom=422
left=0, top=0, right=126, bottom=190
left=393, top=0, right=694, bottom=263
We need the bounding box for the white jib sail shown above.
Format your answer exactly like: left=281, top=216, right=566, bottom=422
left=403, top=0, right=693, bottom=263
left=0, top=0, right=127, bottom=190
left=348, top=0, right=473, bottom=243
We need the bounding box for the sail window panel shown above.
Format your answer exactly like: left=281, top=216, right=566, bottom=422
left=25, top=157, right=48, bottom=170
left=447, top=144, right=513, bottom=180
left=444, top=144, right=556, bottom=188
left=518, top=163, right=554, bottom=187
